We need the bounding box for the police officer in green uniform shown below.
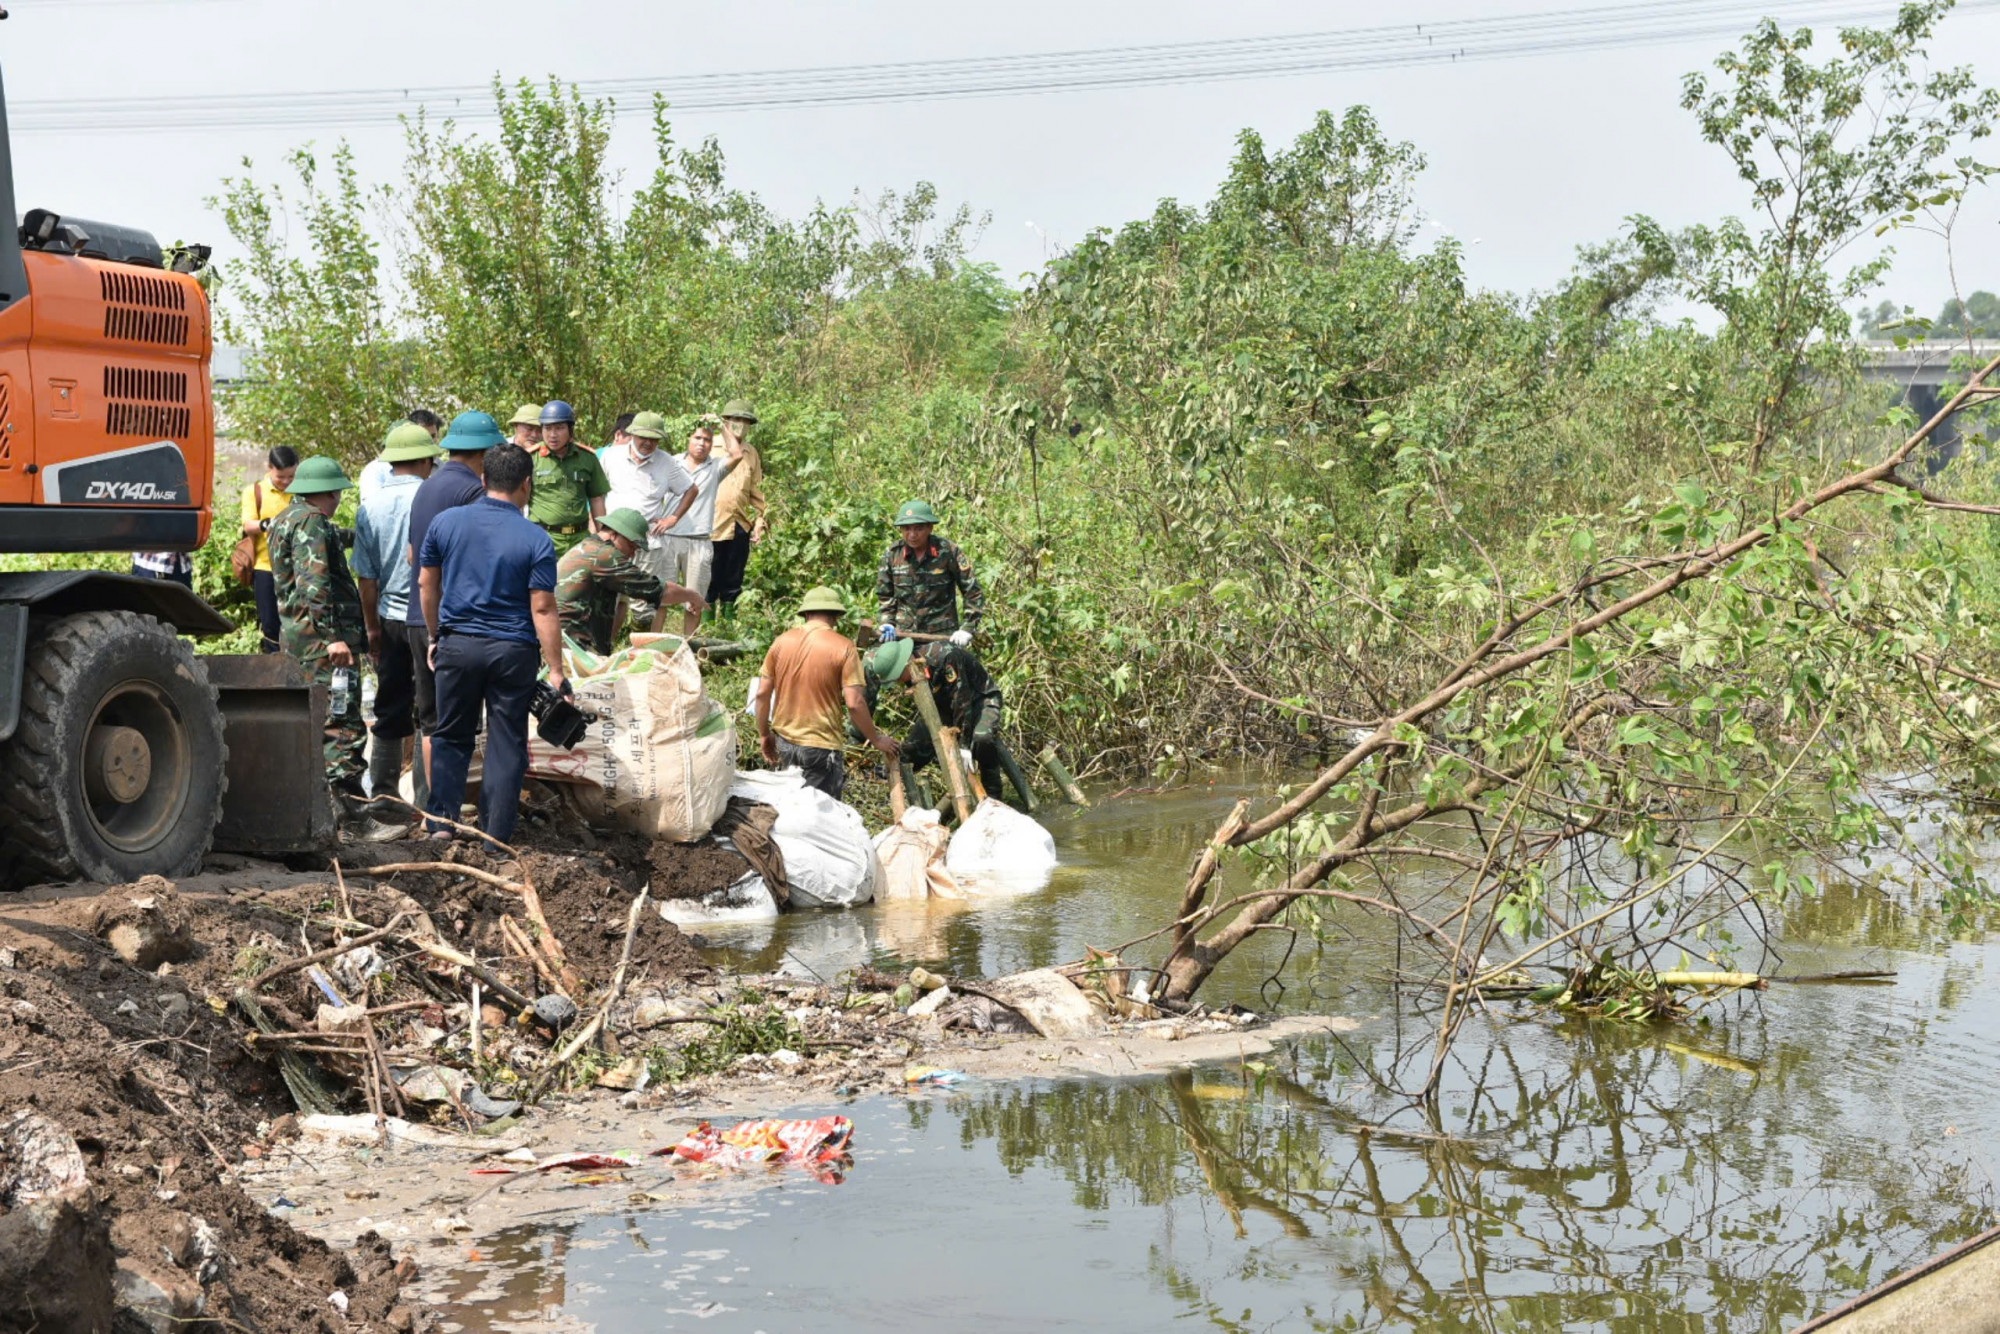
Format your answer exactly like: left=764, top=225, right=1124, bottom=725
left=554, top=507, right=705, bottom=654
left=528, top=400, right=610, bottom=555
left=267, top=456, right=370, bottom=821
left=875, top=499, right=984, bottom=646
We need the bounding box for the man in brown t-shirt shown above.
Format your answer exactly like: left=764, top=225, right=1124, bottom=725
left=755, top=586, right=899, bottom=799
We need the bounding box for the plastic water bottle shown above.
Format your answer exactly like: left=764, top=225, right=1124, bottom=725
left=329, top=667, right=352, bottom=716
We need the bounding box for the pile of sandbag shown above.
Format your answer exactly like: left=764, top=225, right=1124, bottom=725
left=525, top=640, right=737, bottom=842
left=660, top=770, right=882, bottom=926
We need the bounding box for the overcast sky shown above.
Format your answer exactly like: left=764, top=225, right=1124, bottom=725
left=7, top=0, right=2000, bottom=320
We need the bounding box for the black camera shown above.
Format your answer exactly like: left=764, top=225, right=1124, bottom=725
left=531, top=680, right=589, bottom=750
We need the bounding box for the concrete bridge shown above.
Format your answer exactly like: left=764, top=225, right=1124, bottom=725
left=1856, top=340, right=2000, bottom=472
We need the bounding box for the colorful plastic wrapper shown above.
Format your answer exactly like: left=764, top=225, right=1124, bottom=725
left=654, top=1116, right=855, bottom=1183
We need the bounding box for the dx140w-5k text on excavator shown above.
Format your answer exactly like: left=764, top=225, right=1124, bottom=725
left=0, top=65, right=335, bottom=889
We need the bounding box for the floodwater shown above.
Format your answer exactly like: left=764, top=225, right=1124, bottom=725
left=429, top=776, right=2000, bottom=1332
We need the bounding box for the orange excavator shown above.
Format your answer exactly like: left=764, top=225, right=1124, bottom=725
left=0, top=66, right=331, bottom=887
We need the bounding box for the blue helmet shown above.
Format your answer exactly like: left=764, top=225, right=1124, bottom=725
left=540, top=400, right=576, bottom=426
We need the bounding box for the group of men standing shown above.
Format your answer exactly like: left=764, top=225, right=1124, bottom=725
left=261, top=391, right=1006, bottom=847
left=265, top=398, right=769, bottom=844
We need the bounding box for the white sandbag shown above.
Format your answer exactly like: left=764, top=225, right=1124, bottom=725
left=656, top=872, right=780, bottom=926
left=873, top=807, right=964, bottom=902
left=728, top=770, right=878, bottom=908
left=945, top=798, right=1058, bottom=893
left=525, top=641, right=736, bottom=842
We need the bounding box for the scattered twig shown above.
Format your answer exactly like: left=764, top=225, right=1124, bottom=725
left=245, top=913, right=409, bottom=994
left=527, top=886, right=648, bottom=1102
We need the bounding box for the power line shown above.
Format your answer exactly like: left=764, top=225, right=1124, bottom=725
left=9, top=0, right=1996, bottom=133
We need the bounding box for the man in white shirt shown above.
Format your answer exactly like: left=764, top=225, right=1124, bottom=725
left=599, top=411, right=697, bottom=625
left=656, top=419, right=723, bottom=611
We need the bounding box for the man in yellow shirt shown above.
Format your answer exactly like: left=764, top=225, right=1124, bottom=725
left=709, top=399, right=767, bottom=617
left=239, top=446, right=298, bottom=652
left=754, top=587, right=897, bottom=799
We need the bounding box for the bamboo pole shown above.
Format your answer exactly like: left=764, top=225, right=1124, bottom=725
left=888, top=761, right=908, bottom=821
left=1039, top=745, right=1091, bottom=806
left=993, top=738, right=1039, bottom=812
left=944, top=726, right=987, bottom=801
left=909, top=668, right=975, bottom=823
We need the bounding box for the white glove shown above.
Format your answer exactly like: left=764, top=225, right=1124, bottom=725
left=878, top=624, right=898, bottom=642
left=950, top=629, right=973, bottom=648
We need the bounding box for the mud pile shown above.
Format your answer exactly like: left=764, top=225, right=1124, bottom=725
left=0, top=876, right=415, bottom=1334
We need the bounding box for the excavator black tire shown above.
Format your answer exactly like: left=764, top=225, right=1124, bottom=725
left=0, top=610, right=227, bottom=889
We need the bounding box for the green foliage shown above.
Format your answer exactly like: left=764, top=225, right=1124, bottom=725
left=645, top=993, right=803, bottom=1083
left=1671, top=0, right=1997, bottom=464
left=212, top=143, right=416, bottom=459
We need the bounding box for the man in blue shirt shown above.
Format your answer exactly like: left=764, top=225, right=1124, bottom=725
left=402, top=411, right=496, bottom=795
left=352, top=421, right=441, bottom=812
left=417, top=442, right=566, bottom=845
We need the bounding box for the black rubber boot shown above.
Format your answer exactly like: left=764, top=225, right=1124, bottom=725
left=368, top=736, right=403, bottom=809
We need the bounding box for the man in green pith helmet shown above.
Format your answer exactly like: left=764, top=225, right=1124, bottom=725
left=876, top=499, right=984, bottom=646
left=555, top=507, right=707, bottom=653
left=865, top=636, right=1007, bottom=798
left=268, top=456, right=369, bottom=813
left=708, top=399, right=768, bottom=616
left=528, top=400, right=610, bottom=556
left=755, top=587, right=899, bottom=799
left=507, top=404, right=543, bottom=449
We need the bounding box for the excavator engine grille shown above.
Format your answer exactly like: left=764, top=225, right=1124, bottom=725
left=100, top=271, right=190, bottom=346
left=103, top=365, right=189, bottom=437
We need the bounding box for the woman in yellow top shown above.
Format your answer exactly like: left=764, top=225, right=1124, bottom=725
left=239, top=446, right=298, bottom=652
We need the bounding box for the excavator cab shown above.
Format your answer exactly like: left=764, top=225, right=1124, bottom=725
left=0, top=66, right=333, bottom=887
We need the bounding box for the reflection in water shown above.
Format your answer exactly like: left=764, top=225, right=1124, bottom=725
left=428, top=778, right=2000, bottom=1332
left=954, top=1016, right=1994, bottom=1331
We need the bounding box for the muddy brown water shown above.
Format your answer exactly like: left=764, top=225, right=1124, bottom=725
left=421, top=775, right=1999, bottom=1331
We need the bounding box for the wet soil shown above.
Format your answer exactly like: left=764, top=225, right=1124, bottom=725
left=0, top=873, right=418, bottom=1333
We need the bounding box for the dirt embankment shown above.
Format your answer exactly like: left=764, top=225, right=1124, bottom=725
left=0, top=873, right=417, bottom=1334
left=0, top=809, right=1310, bottom=1334
left=0, top=819, right=740, bottom=1334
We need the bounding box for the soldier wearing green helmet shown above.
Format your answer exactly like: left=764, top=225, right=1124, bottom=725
left=554, top=506, right=707, bottom=654
left=876, top=498, right=985, bottom=647
left=268, top=456, right=370, bottom=820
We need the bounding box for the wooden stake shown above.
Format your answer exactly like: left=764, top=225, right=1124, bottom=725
left=1039, top=746, right=1091, bottom=806
left=943, top=726, right=986, bottom=801
left=909, top=669, right=975, bottom=823
left=888, top=762, right=909, bottom=821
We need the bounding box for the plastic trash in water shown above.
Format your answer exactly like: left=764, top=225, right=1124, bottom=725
left=902, top=1066, right=968, bottom=1088
left=653, top=1116, right=855, bottom=1183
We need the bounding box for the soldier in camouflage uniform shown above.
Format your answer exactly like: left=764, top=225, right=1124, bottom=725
left=555, top=507, right=705, bottom=654
left=268, top=456, right=368, bottom=808
left=864, top=636, right=1006, bottom=797
left=875, top=499, right=984, bottom=644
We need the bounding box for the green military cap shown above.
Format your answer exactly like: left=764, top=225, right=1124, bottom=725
left=509, top=404, right=543, bottom=428
left=866, top=637, right=913, bottom=686
left=380, top=421, right=443, bottom=462
left=287, top=456, right=353, bottom=495
left=599, top=507, right=649, bottom=545
left=798, top=586, right=846, bottom=615
left=893, top=499, right=940, bottom=526
left=721, top=399, right=758, bottom=424
left=627, top=411, right=669, bottom=441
